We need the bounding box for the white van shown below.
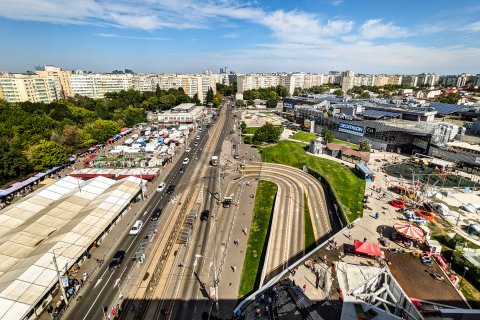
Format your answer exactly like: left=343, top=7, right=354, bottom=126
left=182, top=158, right=190, bottom=165
left=129, top=220, right=143, bottom=235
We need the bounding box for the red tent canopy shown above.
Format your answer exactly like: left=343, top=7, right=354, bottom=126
left=354, top=240, right=382, bottom=257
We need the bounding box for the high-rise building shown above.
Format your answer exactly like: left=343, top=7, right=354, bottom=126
left=0, top=73, right=61, bottom=103
left=36, top=65, right=73, bottom=98
left=341, top=70, right=355, bottom=92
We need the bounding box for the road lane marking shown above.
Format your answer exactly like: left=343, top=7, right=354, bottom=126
left=93, top=278, right=103, bottom=289
left=81, top=269, right=117, bottom=320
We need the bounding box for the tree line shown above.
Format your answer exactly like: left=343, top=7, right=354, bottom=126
left=0, top=87, right=198, bottom=186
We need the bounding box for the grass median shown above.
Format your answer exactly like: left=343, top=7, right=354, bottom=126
left=238, top=180, right=278, bottom=298
left=290, top=131, right=317, bottom=142
left=304, top=192, right=316, bottom=253
left=261, top=140, right=365, bottom=222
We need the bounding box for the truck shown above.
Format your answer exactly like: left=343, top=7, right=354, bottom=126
left=210, top=156, right=218, bottom=166
left=223, top=196, right=233, bottom=208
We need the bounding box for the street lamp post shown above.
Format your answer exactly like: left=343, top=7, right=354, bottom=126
left=195, top=254, right=219, bottom=311
left=52, top=248, right=68, bottom=308
left=460, top=266, right=469, bottom=286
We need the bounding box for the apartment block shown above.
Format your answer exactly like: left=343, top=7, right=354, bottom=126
left=0, top=73, right=61, bottom=103
left=36, top=65, right=73, bottom=98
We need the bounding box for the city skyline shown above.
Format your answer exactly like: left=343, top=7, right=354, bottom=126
left=1, top=0, right=480, bottom=74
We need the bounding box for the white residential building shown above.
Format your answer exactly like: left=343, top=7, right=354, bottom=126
left=0, top=73, right=61, bottom=103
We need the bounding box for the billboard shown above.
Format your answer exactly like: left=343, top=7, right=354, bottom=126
left=339, top=122, right=365, bottom=136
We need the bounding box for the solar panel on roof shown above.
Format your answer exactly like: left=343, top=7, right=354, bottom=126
left=362, top=109, right=401, bottom=118
left=429, top=102, right=465, bottom=115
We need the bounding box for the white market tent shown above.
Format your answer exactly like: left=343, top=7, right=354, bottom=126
left=0, top=176, right=141, bottom=320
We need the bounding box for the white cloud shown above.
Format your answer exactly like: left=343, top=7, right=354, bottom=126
left=463, top=21, right=480, bottom=32
left=360, top=19, right=410, bottom=39
left=95, top=33, right=171, bottom=41
left=259, top=10, right=353, bottom=43
left=217, top=41, right=480, bottom=74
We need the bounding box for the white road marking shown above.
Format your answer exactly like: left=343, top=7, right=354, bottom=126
left=93, top=278, right=102, bottom=289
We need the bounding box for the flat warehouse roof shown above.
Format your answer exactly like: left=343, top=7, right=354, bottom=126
left=0, top=176, right=142, bottom=320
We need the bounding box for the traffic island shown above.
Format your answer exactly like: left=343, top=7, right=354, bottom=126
left=238, top=180, right=278, bottom=298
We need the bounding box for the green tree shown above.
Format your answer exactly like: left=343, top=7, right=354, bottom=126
left=240, top=121, right=247, bottom=132
left=25, top=140, right=69, bottom=171
left=293, top=87, right=303, bottom=96
left=437, top=93, right=461, bottom=104
left=359, top=141, right=371, bottom=152
left=235, top=99, right=245, bottom=107
left=0, top=141, right=31, bottom=185
left=247, top=100, right=255, bottom=106
left=275, top=85, right=289, bottom=98
left=62, top=124, right=82, bottom=149
left=122, top=106, right=147, bottom=127
left=333, top=89, right=344, bottom=97
left=359, top=91, right=370, bottom=99
left=206, top=88, right=214, bottom=104
left=155, top=84, right=162, bottom=98
left=252, top=123, right=282, bottom=144
left=84, top=119, right=121, bottom=143
left=158, top=94, right=177, bottom=110
left=266, top=98, right=277, bottom=108
left=192, top=93, right=201, bottom=105
left=321, top=127, right=334, bottom=143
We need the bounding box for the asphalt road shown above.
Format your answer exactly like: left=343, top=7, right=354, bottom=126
left=66, top=120, right=213, bottom=320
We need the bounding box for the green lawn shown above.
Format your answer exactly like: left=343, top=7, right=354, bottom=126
left=333, top=138, right=360, bottom=150
left=238, top=180, right=278, bottom=298
left=460, top=279, right=480, bottom=309
left=261, top=141, right=365, bottom=222
left=304, top=193, right=316, bottom=252
left=242, top=127, right=259, bottom=134
left=290, top=132, right=317, bottom=143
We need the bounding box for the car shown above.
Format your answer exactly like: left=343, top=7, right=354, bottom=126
left=194, top=142, right=198, bottom=147
left=182, top=158, right=190, bottom=165
left=150, top=208, right=162, bottom=221
left=421, top=256, right=433, bottom=266
left=166, top=184, right=175, bottom=194
left=129, top=220, right=143, bottom=235
left=185, top=147, right=191, bottom=153
left=179, top=167, right=185, bottom=174
left=157, top=182, right=166, bottom=192
left=196, top=136, right=200, bottom=140
left=200, top=209, right=210, bottom=221
left=109, top=250, right=125, bottom=270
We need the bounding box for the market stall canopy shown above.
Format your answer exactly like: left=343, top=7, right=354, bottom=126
left=354, top=240, right=382, bottom=257
left=394, top=222, right=425, bottom=240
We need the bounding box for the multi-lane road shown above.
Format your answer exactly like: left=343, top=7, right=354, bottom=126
left=64, top=111, right=218, bottom=320
left=66, top=104, right=333, bottom=320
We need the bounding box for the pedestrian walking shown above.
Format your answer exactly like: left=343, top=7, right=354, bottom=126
left=83, top=272, right=88, bottom=282
left=302, top=284, right=307, bottom=292
left=232, top=265, right=237, bottom=272
left=364, top=237, right=367, bottom=242
left=242, top=227, right=248, bottom=235
left=348, top=231, right=352, bottom=240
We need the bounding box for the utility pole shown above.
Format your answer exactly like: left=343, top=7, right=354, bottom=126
left=52, top=250, right=68, bottom=308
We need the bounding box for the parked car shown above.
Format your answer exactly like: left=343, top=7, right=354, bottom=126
left=129, top=220, right=143, bottom=235
left=421, top=256, right=433, bottom=266
left=150, top=208, right=162, bottom=221
left=179, top=167, right=185, bottom=174
left=182, top=158, right=190, bottom=165
left=196, top=136, right=200, bottom=140
left=157, top=182, right=166, bottom=192
left=185, top=147, right=191, bottom=153
left=200, top=209, right=210, bottom=221
left=109, top=250, right=126, bottom=270
left=194, top=142, right=198, bottom=147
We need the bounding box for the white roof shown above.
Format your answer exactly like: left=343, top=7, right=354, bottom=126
left=0, top=176, right=141, bottom=320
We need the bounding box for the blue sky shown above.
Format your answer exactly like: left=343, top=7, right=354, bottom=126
left=1, top=0, right=480, bottom=74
